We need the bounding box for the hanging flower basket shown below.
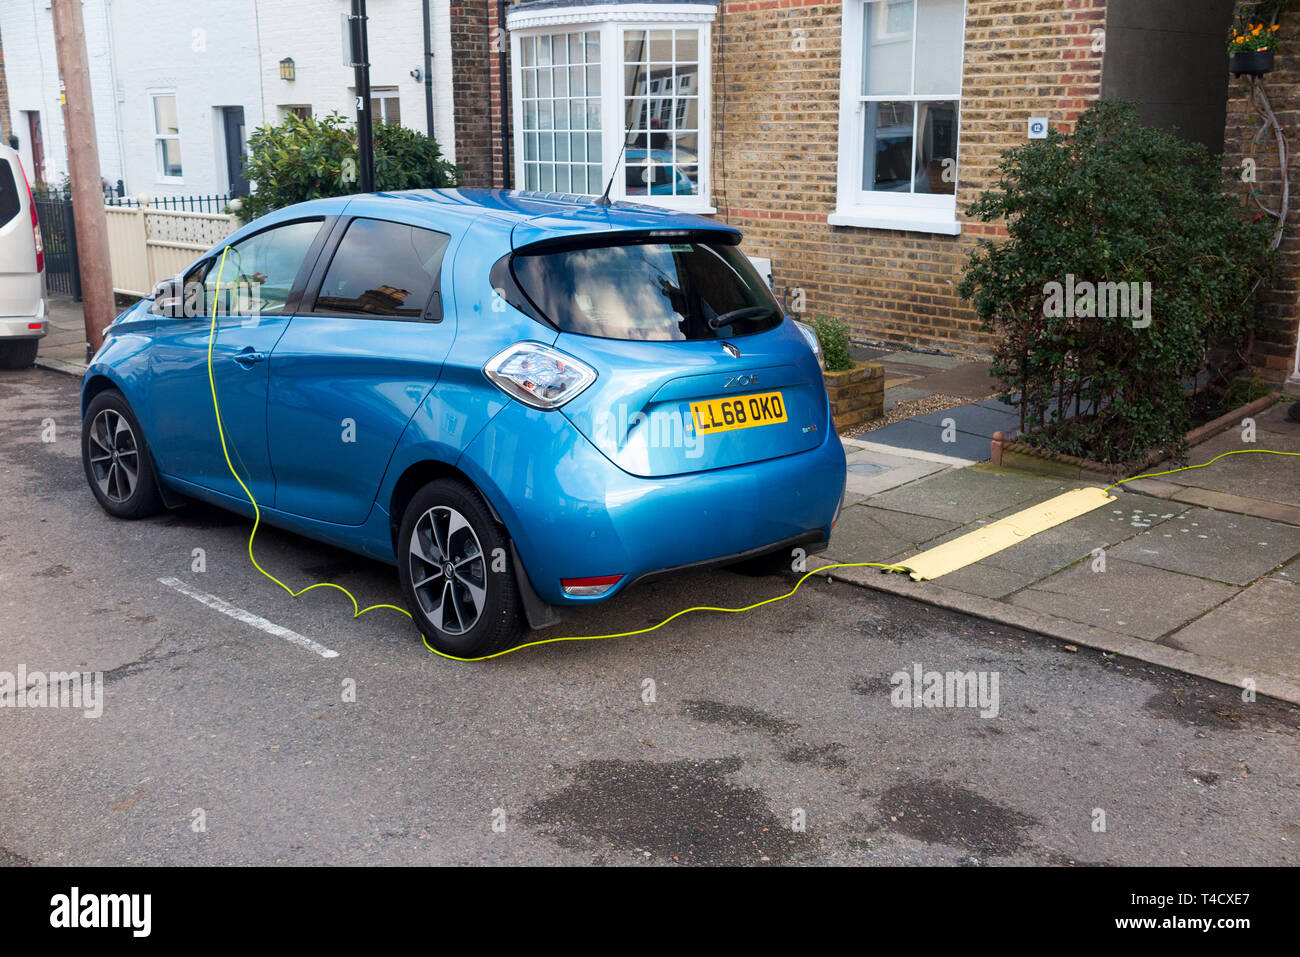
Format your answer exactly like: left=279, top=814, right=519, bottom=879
left=1230, top=49, right=1276, bottom=77
left=1228, top=21, right=1279, bottom=77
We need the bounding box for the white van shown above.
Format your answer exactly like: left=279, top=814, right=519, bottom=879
left=0, top=144, right=46, bottom=368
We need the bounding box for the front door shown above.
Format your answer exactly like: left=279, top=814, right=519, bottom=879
left=267, top=216, right=456, bottom=526
left=221, top=107, right=249, bottom=196
left=148, top=218, right=327, bottom=506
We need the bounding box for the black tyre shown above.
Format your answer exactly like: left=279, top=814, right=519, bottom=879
left=397, top=478, right=523, bottom=658
left=0, top=339, right=38, bottom=369
left=82, top=388, right=164, bottom=519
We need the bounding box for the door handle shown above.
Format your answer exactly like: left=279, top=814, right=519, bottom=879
left=233, top=348, right=267, bottom=368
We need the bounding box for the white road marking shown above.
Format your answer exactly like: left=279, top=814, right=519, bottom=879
left=158, top=577, right=339, bottom=659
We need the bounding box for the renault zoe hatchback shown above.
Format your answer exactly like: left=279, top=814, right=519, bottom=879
left=81, top=190, right=846, bottom=656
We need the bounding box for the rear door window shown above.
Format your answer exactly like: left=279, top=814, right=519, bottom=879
left=510, top=238, right=782, bottom=341
left=0, top=161, right=21, bottom=228
left=312, top=217, right=450, bottom=320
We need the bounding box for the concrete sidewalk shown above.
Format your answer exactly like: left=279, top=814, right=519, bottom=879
left=34, top=295, right=92, bottom=376
left=826, top=424, right=1300, bottom=704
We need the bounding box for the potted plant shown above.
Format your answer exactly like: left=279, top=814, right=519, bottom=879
left=1229, top=20, right=1280, bottom=77
left=808, top=316, right=884, bottom=431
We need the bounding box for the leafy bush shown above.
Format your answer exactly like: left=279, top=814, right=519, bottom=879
left=957, top=101, right=1273, bottom=465
left=810, top=316, right=855, bottom=372
left=237, top=112, right=458, bottom=222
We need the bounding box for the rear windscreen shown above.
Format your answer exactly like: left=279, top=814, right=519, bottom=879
left=511, top=239, right=783, bottom=341
left=0, top=162, right=20, bottom=229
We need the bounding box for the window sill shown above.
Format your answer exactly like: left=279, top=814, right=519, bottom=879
left=626, top=200, right=717, bottom=215
left=828, top=209, right=961, bottom=236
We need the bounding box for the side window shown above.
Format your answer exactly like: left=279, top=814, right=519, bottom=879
left=0, top=161, right=20, bottom=228
left=205, top=219, right=322, bottom=317
left=313, top=218, right=450, bottom=320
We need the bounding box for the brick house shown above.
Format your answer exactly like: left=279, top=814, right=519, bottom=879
left=450, top=0, right=1299, bottom=386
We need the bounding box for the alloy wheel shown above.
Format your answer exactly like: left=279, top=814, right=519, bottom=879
left=88, top=408, right=140, bottom=504
left=408, top=505, right=488, bottom=635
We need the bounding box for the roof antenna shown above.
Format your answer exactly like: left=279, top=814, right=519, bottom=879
left=597, top=55, right=645, bottom=207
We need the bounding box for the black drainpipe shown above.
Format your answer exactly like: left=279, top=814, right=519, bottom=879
left=497, top=0, right=511, bottom=187
left=422, top=0, right=435, bottom=140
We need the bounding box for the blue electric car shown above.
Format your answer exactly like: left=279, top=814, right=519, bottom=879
left=81, top=189, right=846, bottom=656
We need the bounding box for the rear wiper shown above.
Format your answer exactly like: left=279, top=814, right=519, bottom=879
left=707, top=306, right=771, bottom=331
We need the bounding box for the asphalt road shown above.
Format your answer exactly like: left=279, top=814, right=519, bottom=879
left=1, top=367, right=1297, bottom=866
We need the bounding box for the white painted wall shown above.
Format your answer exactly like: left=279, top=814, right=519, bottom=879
left=1, top=0, right=123, bottom=188
left=256, top=0, right=456, bottom=163
left=1, top=0, right=457, bottom=197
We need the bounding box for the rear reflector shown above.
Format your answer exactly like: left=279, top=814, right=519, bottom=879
left=28, top=323, right=42, bottom=330
left=561, top=574, right=624, bottom=597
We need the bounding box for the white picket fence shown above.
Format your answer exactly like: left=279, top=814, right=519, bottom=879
left=105, top=201, right=238, bottom=297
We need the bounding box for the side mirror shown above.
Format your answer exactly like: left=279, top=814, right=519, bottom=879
left=148, top=276, right=186, bottom=318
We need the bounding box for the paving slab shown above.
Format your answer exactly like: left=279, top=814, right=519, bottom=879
left=1165, top=579, right=1300, bottom=682
left=974, top=397, right=1019, bottom=416
left=865, top=468, right=1074, bottom=523
left=910, top=402, right=1021, bottom=439
left=877, top=350, right=967, bottom=371
left=905, top=362, right=999, bottom=399
left=910, top=559, right=1043, bottom=600
left=843, top=446, right=948, bottom=496
left=849, top=344, right=893, bottom=363
left=824, top=504, right=959, bottom=564
left=1148, top=421, right=1300, bottom=507
left=1273, top=555, right=1300, bottom=583
left=883, top=385, right=932, bottom=411
left=1108, top=506, right=1300, bottom=586
left=858, top=419, right=991, bottom=461
left=901, top=490, right=1188, bottom=581
left=1008, top=559, right=1239, bottom=640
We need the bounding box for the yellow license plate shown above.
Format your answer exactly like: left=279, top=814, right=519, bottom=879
left=690, top=391, right=788, bottom=436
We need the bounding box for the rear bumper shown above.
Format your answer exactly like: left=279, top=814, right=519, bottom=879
left=458, top=401, right=847, bottom=606
left=0, top=298, right=47, bottom=339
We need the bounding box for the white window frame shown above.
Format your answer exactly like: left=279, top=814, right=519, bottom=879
left=150, top=90, right=184, bottom=184
left=831, top=0, right=966, bottom=235
left=370, top=88, right=402, bottom=126
left=507, top=4, right=716, bottom=213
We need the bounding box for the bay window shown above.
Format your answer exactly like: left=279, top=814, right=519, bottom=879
left=508, top=4, right=715, bottom=211
left=833, top=0, right=966, bottom=234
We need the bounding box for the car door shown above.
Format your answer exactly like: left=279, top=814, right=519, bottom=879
left=148, top=217, right=329, bottom=506
left=265, top=215, right=458, bottom=526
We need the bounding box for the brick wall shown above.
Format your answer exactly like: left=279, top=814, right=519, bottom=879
left=1224, top=5, right=1300, bottom=385
left=452, top=2, right=494, bottom=185
left=0, top=28, right=10, bottom=143
left=712, top=0, right=1106, bottom=355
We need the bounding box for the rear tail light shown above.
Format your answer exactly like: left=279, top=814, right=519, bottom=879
left=484, top=341, right=596, bottom=410
left=20, top=163, right=42, bottom=273
left=561, top=574, right=624, bottom=597
left=793, top=320, right=824, bottom=371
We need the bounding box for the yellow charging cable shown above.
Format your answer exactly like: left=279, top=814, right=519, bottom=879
left=1104, top=447, right=1300, bottom=493
left=207, top=248, right=1297, bottom=661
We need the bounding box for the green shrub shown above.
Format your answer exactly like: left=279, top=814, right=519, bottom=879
left=958, top=101, right=1273, bottom=465
left=810, top=316, right=855, bottom=372
left=236, top=112, right=458, bottom=222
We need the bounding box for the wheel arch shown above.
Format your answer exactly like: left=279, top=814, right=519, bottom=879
left=81, top=373, right=125, bottom=418
left=388, top=459, right=507, bottom=552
